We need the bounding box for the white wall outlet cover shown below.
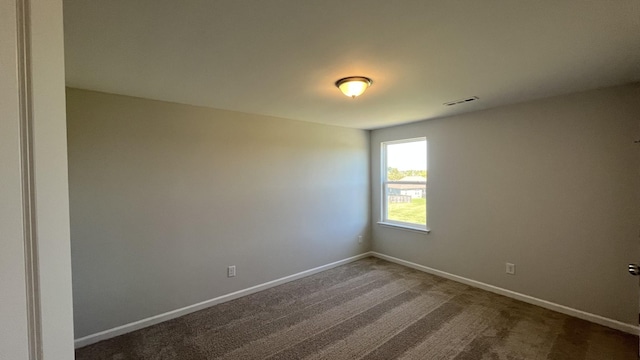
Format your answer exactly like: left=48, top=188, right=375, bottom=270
left=227, top=265, right=236, bottom=277
left=506, top=263, right=515, bottom=275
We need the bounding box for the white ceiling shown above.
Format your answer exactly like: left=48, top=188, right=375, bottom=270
left=63, top=1, right=640, bottom=129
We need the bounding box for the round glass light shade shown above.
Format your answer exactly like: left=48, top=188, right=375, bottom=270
left=335, top=77, right=372, bottom=98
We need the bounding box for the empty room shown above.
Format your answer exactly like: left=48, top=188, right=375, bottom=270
left=2, top=1, right=639, bottom=359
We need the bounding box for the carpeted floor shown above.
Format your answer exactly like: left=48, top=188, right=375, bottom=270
left=75, top=257, right=637, bottom=359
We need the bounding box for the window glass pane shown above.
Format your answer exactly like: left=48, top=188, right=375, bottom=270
left=385, top=183, right=426, bottom=225
left=383, top=138, right=427, bottom=229
left=386, top=141, right=427, bottom=181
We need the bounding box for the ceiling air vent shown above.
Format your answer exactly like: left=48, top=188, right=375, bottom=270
left=444, top=96, right=479, bottom=106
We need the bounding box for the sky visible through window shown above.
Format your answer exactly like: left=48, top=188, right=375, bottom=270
left=387, top=140, right=427, bottom=172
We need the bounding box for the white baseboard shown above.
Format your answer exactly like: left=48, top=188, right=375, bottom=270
left=74, top=252, right=374, bottom=348
left=370, top=252, right=638, bottom=335
left=75, top=250, right=637, bottom=348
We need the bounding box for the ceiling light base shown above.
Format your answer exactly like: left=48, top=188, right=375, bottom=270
left=335, top=76, right=372, bottom=98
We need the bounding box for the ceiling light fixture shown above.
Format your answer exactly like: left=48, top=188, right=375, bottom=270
left=335, top=76, right=372, bottom=98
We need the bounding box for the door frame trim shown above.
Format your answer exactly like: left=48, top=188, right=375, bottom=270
left=16, top=0, right=43, bottom=358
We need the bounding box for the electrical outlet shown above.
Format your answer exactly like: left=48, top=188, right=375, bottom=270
left=506, top=263, right=515, bottom=275
left=358, top=235, right=363, bottom=244
left=227, top=265, right=236, bottom=277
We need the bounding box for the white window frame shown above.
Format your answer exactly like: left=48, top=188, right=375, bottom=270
left=379, top=137, right=429, bottom=233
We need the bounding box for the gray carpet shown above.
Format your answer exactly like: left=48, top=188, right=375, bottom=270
left=75, top=257, right=637, bottom=359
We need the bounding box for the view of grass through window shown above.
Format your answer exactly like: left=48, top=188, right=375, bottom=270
left=383, top=138, right=427, bottom=228
left=388, top=197, right=426, bottom=225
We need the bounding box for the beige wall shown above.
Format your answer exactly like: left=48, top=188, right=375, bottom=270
left=66, top=88, right=370, bottom=338
left=371, top=84, right=640, bottom=325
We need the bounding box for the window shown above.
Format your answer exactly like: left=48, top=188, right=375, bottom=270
left=380, top=138, right=427, bottom=231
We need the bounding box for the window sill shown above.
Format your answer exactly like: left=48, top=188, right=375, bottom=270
left=377, top=222, right=431, bottom=234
